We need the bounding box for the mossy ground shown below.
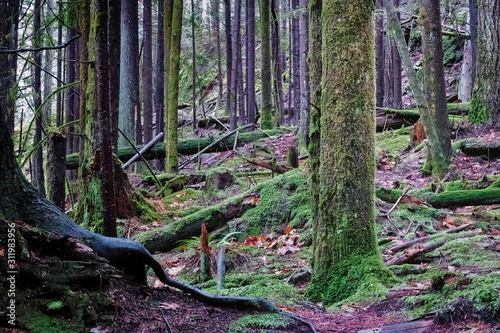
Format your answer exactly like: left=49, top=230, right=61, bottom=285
left=228, top=313, right=293, bottom=333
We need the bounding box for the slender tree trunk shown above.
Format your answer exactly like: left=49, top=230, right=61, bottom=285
left=42, top=2, right=54, bottom=125
left=261, top=0, right=273, bottom=129
left=291, top=0, right=300, bottom=125
left=119, top=0, right=140, bottom=146
left=469, top=0, right=478, bottom=89
left=392, top=0, right=402, bottom=108
left=109, top=0, right=121, bottom=151
left=470, top=0, right=500, bottom=123
left=143, top=0, right=154, bottom=143
left=66, top=28, right=77, bottom=183
left=459, top=9, right=473, bottom=102
left=166, top=0, right=183, bottom=172
left=78, top=0, right=90, bottom=162
left=155, top=0, right=165, bottom=167
left=271, top=0, right=284, bottom=127
left=375, top=0, right=385, bottom=107
left=299, top=0, right=310, bottom=146
left=246, top=0, right=256, bottom=127
left=308, top=0, right=392, bottom=305
left=307, top=0, right=321, bottom=275
left=164, top=0, right=174, bottom=115
left=229, top=0, right=241, bottom=130
left=214, top=0, right=223, bottom=108
left=191, top=0, right=197, bottom=130
left=225, top=0, right=232, bottom=117
left=33, top=0, right=45, bottom=196
left=237, top=12, right=245, bottom=126
left=56, top=3, right=63, bottom=127
left=419, top=0, right=452, bottom=172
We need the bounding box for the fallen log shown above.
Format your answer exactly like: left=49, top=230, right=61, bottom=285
left=66, top=128, right=291, bottom=169
left=459, top=137, right=500, bottom=159
left=385, top=230, right=478, bottom=266
left=376, top=186, right=500, bottom=208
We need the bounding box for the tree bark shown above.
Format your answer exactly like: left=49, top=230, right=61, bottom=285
left=375, top=0, right=385, bottom=107
left=33, top=0, right=45, bottom=197
left=154, top=0, right=165, bottom=163
left=224, top=0, right=232, bottom=118
left=246, top=0, right=256, bottom=127
left=229, top=0, right=241, bottom=130
left=261, top=0, right=273, bottom=129
left=298, top=0, right=310, bottom=146
left=119, top=0, right=140, bottom=146
left=165, top=0, right=183, bottom=172
left=470, top=0, right=500, bottom=123
left=308, top=0, right=391, bottom=305
left=271, top=0, right=284, bottom=127
left=143, top=0, right=154, bottom=144
left=291, top=0, right=300, bottom=125
left=109, top=0, right=121, bottom=151
left=46, top=132, right=66, bottom=210
left=419, top=0, right=452, bottom=174
left=191, top=0, right=197, bottom=130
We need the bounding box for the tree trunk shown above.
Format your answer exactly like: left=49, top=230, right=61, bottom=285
left=164, top=0, right=174, bottom=113
left=392, top=0, right=402, bottom=108
left=307, top=0, right=321, bottom=285
left=109, top=0, right=121, bottom=151
left=119, top=0, right=140, bottom=146
left=469, top=0, right=477, bottom=89
left=96, top=0, right=117, bottom=237
left=246, top=0, right=256, bottom=127
left=271, top=0, right=284, bottom=127
left=237, top=14, right=246, bottom=126
left=419, top=0, right=452, bottom=165
left=224, top=0, right=232, bottom=118
left=66, top=28, right=77, bottom=181
left=308, top=0, right=393, bottom=305
left=154, top=0, right=165, bottom=165
left=229, top=0, right=241, bottom=130
left=56, top=3, right=63, bottom=127
left=470, top=0, right=500, bottom=123
left=212, top=0, right=223, bottom=108
left=33, top=0, right=45, bottom=197
left=291, top=0, right=300, bottom=125
left=375, top=0, right=385, bottom=107
left=46, top=132, right=66, bottom=210
left=191, top=0, right=197, bottom=130
left=166, top=0, right=183, bottom=172
left=298, top=0, right=310, bottom=146
left=143, top=0, right=154, bottom=144
left=261, top=0, right=273, bottom=129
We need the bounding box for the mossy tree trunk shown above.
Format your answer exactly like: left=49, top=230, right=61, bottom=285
left=419, top=0, right=452, bottom=176
left=469, top=0, right=500, bottom=123
left=298, top=0, right=310, bottom=147
left=260, top=0, right=273, bottom=129
left=384, top=0, right=449, bottom=179
left=307, top=0, right=321, bottom=277
left=307, top=0, right=392, bottom=305
left=46, top=132, right=66, bottom=210
left=165, top=0, right=183, bottom=172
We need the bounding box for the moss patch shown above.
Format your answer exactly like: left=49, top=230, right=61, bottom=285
left=228, top=313, right=292, bottom=333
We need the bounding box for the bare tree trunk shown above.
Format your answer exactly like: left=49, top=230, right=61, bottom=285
left=375, top=0, right=385, bottom=107
left=191, top=0, right=197, bottom=130
left=261, top=0, right=273, bottom=129
left=299, top=0, right=310, bottom=146
left=469, top=0, right=477, bottom=88
left=237, top=13, right=245, bottom=126
left=229, top=0, right=241, bottom=130
left=96, top=0, right=117, bottom=237
left=56, top=3, right=63, bottom=127
left=33, top=0, right=45, bottom=197
left=246, top=0, right=256, bottom=127
left=291, top=0, right=300, bottom=125
left=143, top=0, right=154, bottom=143
left=109, top=0, right=121, bottom=151
left=225, top=0, right=232, bottom=118
left=119, top=0, right=140, bottom=146
left=271, top=0, right=284, bottom=127
left=155, top=0, right=165, bottom=167
left=392, top=0, right=402, bottom=108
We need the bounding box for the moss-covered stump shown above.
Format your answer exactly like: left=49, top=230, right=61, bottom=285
left=0, top=220, right=117, bottom=332
left=205, top=167, right=235, bottom=193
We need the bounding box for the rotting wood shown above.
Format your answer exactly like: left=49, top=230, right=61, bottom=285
left=459, top=138, right=500, bottom=158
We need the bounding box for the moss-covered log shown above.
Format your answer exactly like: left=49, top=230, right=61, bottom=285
left=66, top=128, right=290, bottom=169
left=459, top=138, right=500, bottom=158
left=376, top=186, right=500, bottom=208
left=135, top=186, right=263, bottom=252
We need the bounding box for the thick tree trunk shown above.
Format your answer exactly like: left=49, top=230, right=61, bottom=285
left=119, top=0, right=140, bottom=146
left=298, top=0, right=310, bottom=146
left=308, top=0, right=392, bottom=305
left=261, top=0, right=273, bottom=129
left=469, top=0, right=478, bottom=89
left=470, top=0, right=500, bottom=123
left=166, top=0, right=183, bottom=172
left=96, top=0, right=117, bottom=237
left=237, top=12, right=245, bottom=126
left=56, top=4, right=63, bottom=127
left=375, top=0, right=385, bottom=107
left=46, top=132, right=66, bottom=210
left=271, top=0, right=284, bottom=127
left=143, top=0, right=154, bottom=144
left=66, top=128, right=290, bottom=169
left=109, top=0, right=121, bottom=151
left=419, top=0, right=452, bottom=175
left=191, top=0, right=197, bottom=130
left=164, top=0, right=174, bottom=112
left=224, top=0, right=232, bottom=117
left=291, top=0, right=300, bottom=125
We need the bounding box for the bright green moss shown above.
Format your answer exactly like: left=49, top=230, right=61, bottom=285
left=228, top=314, right=292, bottom=333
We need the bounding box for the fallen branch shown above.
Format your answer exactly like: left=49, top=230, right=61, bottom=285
left=240, top=156, right=291, bottom=174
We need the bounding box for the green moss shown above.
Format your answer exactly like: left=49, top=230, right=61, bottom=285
left=442, top=35, right=464, bottom=64
left=47, top=301, right=64, bottom=310
left=435, top=235, right=500, bottom=269
left=469, top=93, right=489, bottom=124
left=132, top=192, right=161, bottom=223
left=232, top=169, right=310, bottom=237
left=228, top=314, right=292, bottom=333
left=201, top=273, right=300, bottom=306
left=307, top=254, right=397, bottom=306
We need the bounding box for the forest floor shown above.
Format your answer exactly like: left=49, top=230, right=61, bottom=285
left=102, top=122, right=500, bottom=333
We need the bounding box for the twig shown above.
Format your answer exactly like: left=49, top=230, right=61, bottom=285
left=160, top=308, right=173, bottom=333
left=208, top=115, right=229, bottom=132
left=386, top=185, right=413, bottom=216
left=0, top=35, right=80, bottom=53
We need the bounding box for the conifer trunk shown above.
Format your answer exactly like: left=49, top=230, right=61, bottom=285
left=261, top=0, right=273, bottom=129
left=143, top=0, right=154, bottom=143
left=246, top=0, right=256, bottom=127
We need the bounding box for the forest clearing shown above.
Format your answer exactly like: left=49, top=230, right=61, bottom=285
left=1, top=0, right=500, bottom=332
